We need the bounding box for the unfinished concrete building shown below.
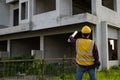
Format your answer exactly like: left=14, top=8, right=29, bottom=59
left=0, top=0, right=120, bottom=69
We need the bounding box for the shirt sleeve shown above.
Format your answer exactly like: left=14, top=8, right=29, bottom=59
left=93, top=43, right=100, bottom=67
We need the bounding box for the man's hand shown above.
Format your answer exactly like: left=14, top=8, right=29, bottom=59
left=95, top=61, right=100, bottom=69
left=68, top=39, right=71, bottom=42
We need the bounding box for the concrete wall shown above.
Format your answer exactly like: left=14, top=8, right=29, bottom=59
left=101, top=6, right=120, bottom=26
left=6, top=0, right=18, bottom=3
left=32, top=11, right=58, bottom=30
left=0, top=1, right=10, bottom=27
left=109, top=60, right=119, bottom=67
left=108, top=27, right=118, bottom=39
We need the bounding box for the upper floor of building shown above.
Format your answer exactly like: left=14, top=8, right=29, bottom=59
left=0, top=0, right=120, bottom=35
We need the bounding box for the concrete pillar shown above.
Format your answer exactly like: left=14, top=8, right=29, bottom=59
left=116, top=0, right=120, bottom=13
left=7, top=40, right=10, bottom=57
left=28, top=0, right=34, bottom=30
left=118, top=29, right=120, bottom=64
left=56, top=0, right=72, bottom=18
left=91, top=0, right=103, bottom=67
left=40, top=36, right=44, bottom=59
left=95, top=23, right=102, bottom=70
left=101, top=21, right=109, bottom=69
left=92, top=0, right=102, bottom=15
left=113, top=0, right=117, bottom=11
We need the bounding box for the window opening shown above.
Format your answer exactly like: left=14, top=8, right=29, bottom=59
left=102, top=0, right=117, bottom=11
left=34, top=0, right=56, bottom=15
left=72, top=0, right=91, bottom=15
left=108, top=39, right=118, bottom=60
left=21, top=2, right=28, bottom=20
left=13, top=9, right=19, bottom=26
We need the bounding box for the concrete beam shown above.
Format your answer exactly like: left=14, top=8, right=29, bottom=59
left=60, top=13, right=98, bottom=26
left=0, top=24, right=30, bottom=35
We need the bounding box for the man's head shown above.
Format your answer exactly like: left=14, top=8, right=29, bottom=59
left=81, top=25, right=91, bottom=38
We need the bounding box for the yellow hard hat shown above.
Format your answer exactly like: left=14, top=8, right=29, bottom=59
left=81, top=25, right=91, bottom=34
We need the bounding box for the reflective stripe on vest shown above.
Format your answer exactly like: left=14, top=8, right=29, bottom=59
left=76, top=58, right=95, bottom=62
left=76, top=39, right=94, bottom=66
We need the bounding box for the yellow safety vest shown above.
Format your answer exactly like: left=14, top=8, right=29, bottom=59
left=76, top=38, right=94, bottom=66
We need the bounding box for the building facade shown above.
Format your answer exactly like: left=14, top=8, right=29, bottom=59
left=0, top=0, right=120, bottom=69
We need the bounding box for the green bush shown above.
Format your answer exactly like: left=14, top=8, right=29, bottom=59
left=0, top=55, right=34, bottom=77
left=110, top=65, right=120, bottom=70
left=7, top=55, right=34, bottom=60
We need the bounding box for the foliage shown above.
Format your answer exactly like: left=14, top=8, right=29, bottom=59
left=54, top=66, right=120, bottom=80
left=5, top=55, right=34, bottom=60
left=0, top=57, right=120, bottom=80
left=0, top=56, right=34, bottom=77
left=96, top=68, right=120, bottom=80
left=110, top=65, right=120, bottom=70
left=25, top=59, right=44, bottom=80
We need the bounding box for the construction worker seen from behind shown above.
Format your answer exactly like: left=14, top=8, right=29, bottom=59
left=68, top=25, right=100, bottom=80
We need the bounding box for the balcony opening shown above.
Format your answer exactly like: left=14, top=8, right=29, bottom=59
left=13, top=9, right=19, bottom=26
left=108, top=39, right=118, bottom=60
left=102, top=0, right=117, bottom=11
left=0, top=41, right=7, bottom=51
left=72, top=0, right=91, bottom=15
left=11, top=37, right=40, bottom=57
left=21, top=2, right=28, bottom=20
left=34, top=0, right=56, bottom=15
left=0, top=40, right=8, bottom=58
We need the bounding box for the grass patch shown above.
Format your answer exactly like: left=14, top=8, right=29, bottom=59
left=97, top=66, right=120, bottom=80
left=52, top=66, right=120, bottom=80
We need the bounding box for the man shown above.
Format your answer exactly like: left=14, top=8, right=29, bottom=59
left=68, top=25, right=100, bottom=80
